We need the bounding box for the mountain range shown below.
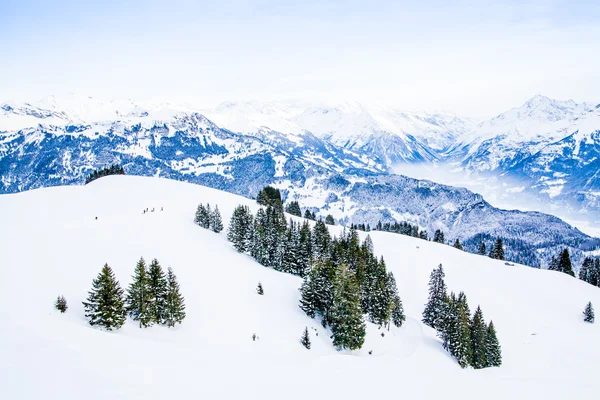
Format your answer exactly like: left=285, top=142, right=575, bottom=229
left=1, top=94, right=599, bottom=269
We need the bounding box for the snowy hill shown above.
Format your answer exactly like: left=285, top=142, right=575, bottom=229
left=0, top=175, right=599, bottom=400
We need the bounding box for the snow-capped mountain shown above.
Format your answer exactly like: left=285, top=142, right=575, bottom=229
left=2, top=175, right=599, bottom=400
left=0, top=96, right=596, bottom=269
left=204, top=100, right=476, bottom=164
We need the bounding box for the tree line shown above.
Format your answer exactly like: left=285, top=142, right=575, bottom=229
left=84, top=164, right=125, bottom=184
left=73, top=258, right=185, bottom=330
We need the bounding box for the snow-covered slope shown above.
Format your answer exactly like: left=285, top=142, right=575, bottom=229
left=0, top=175, right=599, bottom=399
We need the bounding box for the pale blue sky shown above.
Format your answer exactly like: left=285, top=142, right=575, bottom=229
left=1, top=0, right=599, bottom=116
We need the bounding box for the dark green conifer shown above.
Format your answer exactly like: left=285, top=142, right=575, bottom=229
left=210, top=205, right=224, bottom=233
left=422, top=264, right=448, bottom=329
left=325, top=214, right=335, bottom=225
left=331, top=265, right=366, bottom=350
left=433, top=229, right=445, bottom=244
left=485, top=321, right=502, bottom=367
left=125, top=257, right=153, bottom=328
left=227, top=205, right=254, bottom=253
left=55, top=295, right=67, bottom=313
left=470, top=305, right=487, bottom=369
left=583, top=301, right=594, bottom=323
left=148, top=259, right=168, bottom=324
left=164, top=267, right=186, bottom=327
left=300, top=327, right=311, bottom=349
left=478, top=241, right=486, bottom=255
left=82, top=264, right=126, bottom=330
left=453, top=239, right=463, bottom=250
left=257, top=282, right=264, bottom=295
left=557, top=248, right=575, bottom=277
left=285, top=201, right=302, bottom=217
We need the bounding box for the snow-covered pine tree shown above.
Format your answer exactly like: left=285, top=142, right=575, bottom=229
left=164, top=267, right=186, bottom=327
left=470, top=305, right=487, bottom=369
left=489, top=237, right=505, bottom=260
left=312, top=220, right=332, bottom=263
left=331, top=265, right=366, bottom=350
left=299, top=261, right=335, bottom=324
left=368, top=268, right=391, bottom=327
left=325, top=214, right=335, bottom=225
left=579, top=257, right=595, bottom=285
left=457, top=291, right=470, bottom=318
left=583, top=301, right=594, bottom=323
left=257, top=282, right=264, bottom=295
left=205, top=203, right=212, bottom=229
left=299, top=271, right=318, bottom=318
left=478, top=241, right=486, bottom=255
left=433, top=229, right=445, bottom=244
left=388, top=272, right=405, bottom=328
left=285, top=201, right=302, bottom=217
left=210, top=205, right=223, bottom=233
left=148, top=258, right=168, bottom=324
left=485, top=321, right=502, bottom=367
left=227, top=205, right=254, bottom=253
left=125, top=257, right=153, bottom=328
left=300, top=327, right=311, bottom=349
left=558, top=248, right=575, bottom=277
left=281, top=221, right=300, bottom=274
left=422, top=264, right=448, bottom=329
left=82, top=264, right=126, bottom=330
left=453, top=239, right=463, bottom=250
left=297, top=221, right=313, bottom=277
left=595, top=259, right=600, bottom=287
left=194, top=203, right=206, bottom=225
left=439, top=292, right=457, bottom=351
left=55, top=295, right=67, bottom=313
left=454, top=301, right=473, bottom=368
left=251, top=208, right=269, bottom=265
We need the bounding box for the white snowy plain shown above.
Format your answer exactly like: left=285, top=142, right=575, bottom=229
left=1, top=176, right=599, bottom=400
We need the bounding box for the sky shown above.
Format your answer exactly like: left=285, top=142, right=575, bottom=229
left=2, top=0, right=600, bottom=117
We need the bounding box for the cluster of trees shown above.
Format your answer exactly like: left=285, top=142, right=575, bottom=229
left=227, top=198, right=405, bottom=351
left=84, top=164, right=125, bottom=184
left=422, top=264, right=502, bottom=369
left=548, top=249, right=575, bottom=277
left=82, top=259, right=185, bottom=330
left=374, top=220, right=428, bottom=240
left=579, top=257, right=600, bottom=286
left=195, top=203, right=223, bottom=233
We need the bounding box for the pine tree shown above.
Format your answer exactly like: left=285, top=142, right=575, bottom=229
left=388, top=272, right=405, bottom=328
left=195, top=203, right=210, bottom=228
left=485, top=321, right=502, bottom=367
left=433, top=229, right=445, bottom=244
left=285, top=201, right=302, bottom=217
left=579, top=257, right=595, bottom=285
left=297, top=221, right=313, bottom=277
left=548, top=255, right=559, bottom=271
left=257, top=282, right=264, bottom=295
left=557, top=248, right=575, bottom=277
left=300, top=327, right=311, bottom=349
left=470, top=305, right=487, bottom=369
left=422, top=264, right=448, bottom=329
left=489, top=238, right=505, bottom=260
left=227, top=205, right=254, bottom=253
left=478, top=241, right=486, bottom=255
left=325, top=214, right=335, bottom=225
left=457, top=291, right=470, bottom=318
left=312, top=220, right=332, bottom=262
left=299, top=261, right=335, bottom=324
left=148, top=258, right=168, bottom=324
left=55, top=295, right=68, bottom=313
left=454, top=302, right=473, bottom=368
left=164, top=267, right=186, bottom=327
left=125, top=257, right=153, bottom=328
left=453, top=239, right=463, bottom=250
left=583, top=301, right=594, bottom=323
left=210, top=206, right=223, bottom=233
left=331, top=265, right=366, bottom=350
left=82, top=264, right=126, bottom=330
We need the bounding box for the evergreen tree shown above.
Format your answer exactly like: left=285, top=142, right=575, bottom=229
left=148, top=259, right=168, bottom=324
left=227, top=205, right=254, bottom=253
left=457, top=291, right=470, bottom=317
left=489, top=237, right=505, bottom=260
left=454, top=301, right=473, bottom=368
left=164, top=267, right=186, bottom=327
left=453, top=239, right=463, bottom=250
left=331, top=265, right=366, bottom=350
left=583, top=301, right=594, bottom=323
left=388, top=272, right=405, bottom=328
left=548, top=255, right=559, bottom=271
left=256, top=186, right=283, bottom=211
left=297, top=221, right=313, bottom=277
left=478, top=241, right=486, bottom=255
left=579, top=257, right=595, bottom=285
left=422, top=264, right=448, bottom=329
left=285, top=201, right=302, bottom=217
left=439, top=293, right=457, bottom=351
left=433, top=229, right=445, bottom=244
left=125, top=257, right=153, bottom=328
left=312, top=220, right=332, bottom=262
left=82, top=264, right=126, bottom=330
left=485, top=321, right=502, bottom=367
left=304, top=209, right=315, bottom=220
left=195, top=203, right=211, bottom=228
left=557, top=248, right=575, bottom=277
left=257, top=282, right=264, bottom=295
left=300, top=327, right=311, bottom=349
left=55, top=295, right=68, bottom=313
left=281, top=221, right=300, bottom=275
left=210, top=206, right=224, bottom=233
left=299, top=261, right=335, bottom=324
left=470, top=305, right=487, bottom=369
left=325, top=214, right=335, bottom=225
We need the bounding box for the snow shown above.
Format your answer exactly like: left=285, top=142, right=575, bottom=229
left=1, top=175, right=599, bottom=399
